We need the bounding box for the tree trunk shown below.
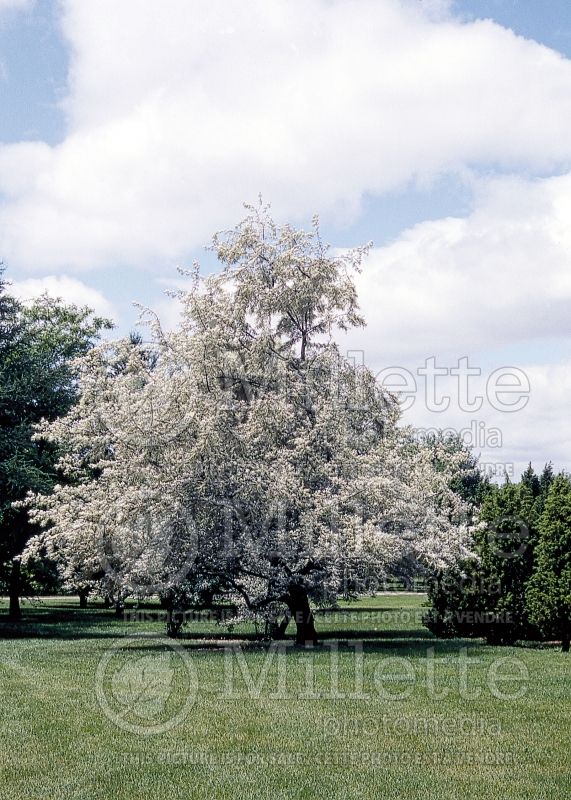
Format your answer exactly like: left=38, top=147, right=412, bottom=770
left=562, top=633, right=570, bottom=653
left=114, top=595, right=125, bottom=617
left=8, top=558, right=21, bottom=621
left=287, top=586, right=318, bottom=646
left=166, top=609, right=184, bottom=639
left=267, top=613, right=290, bottom=640
left=79, top=589, right=89, bottom=609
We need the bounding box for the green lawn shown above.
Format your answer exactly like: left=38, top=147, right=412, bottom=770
left=0, top=594, right=569, bottom=800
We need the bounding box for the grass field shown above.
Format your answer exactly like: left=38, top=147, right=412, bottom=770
left=0, top=594, right=569, bottom=800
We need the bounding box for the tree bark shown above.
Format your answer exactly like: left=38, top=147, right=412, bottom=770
left=8, top=558, right=21, bottom=621
left=114, top=595, right=125, bottom=617
left=267, top=612, right=290, bottom=640
left=562, top=633, right=570, bottom=653
left=287, top=586, right=318, bottom=646
left=79, top=589, right=89, bottom=609
left=166, top=609, right=184, bottom=638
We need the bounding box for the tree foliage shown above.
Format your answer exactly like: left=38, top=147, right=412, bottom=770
left=0, top=271, right=112, bottom=617
left=424, top=463, right=563, bottom=646
left=526, top=474, right=571, bottom=652
left=26, top=203, right=473, bottom=642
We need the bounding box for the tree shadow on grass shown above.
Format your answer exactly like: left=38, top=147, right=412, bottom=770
left=0, top=607, right=132, bottom=639
left=116, top=632, right=481, bottom=661
left=0, top=604, right=480, bottom=657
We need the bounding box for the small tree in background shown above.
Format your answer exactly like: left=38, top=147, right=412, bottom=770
left=0, top=281, right=112, bottom=620
left=526, top=474, right=571, bottom=652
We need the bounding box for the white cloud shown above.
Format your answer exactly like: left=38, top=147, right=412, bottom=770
left=393, top=359, right=571, bottom=481
left=343, top=170, right=571, bottom=363
left=2, top=0, right=571, bottom=272
left=507, top=361, right=571, bottom=475
left=417, top=0, right=454, bottom=18
left=329, top=169, right=571, bottom=476
left=10, top=275, right=116, bottom=321
left=1, top=0, right=569, bottom=473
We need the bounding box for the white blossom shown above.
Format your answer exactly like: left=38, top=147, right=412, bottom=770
left=25, top=202, right=474, bottom=640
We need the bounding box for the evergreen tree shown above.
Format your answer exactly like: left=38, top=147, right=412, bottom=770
left=536, top=462, right=555, bottom=515
left=476, top=481, right=540, bottom=643
left=425, top=468, right=541, bottom=644
left=521, top=462, right=540, bottom=499
left=526, top=474, right=571, bottom=652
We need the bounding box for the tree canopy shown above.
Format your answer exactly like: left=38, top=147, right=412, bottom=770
left=26, top=204, right=473, bottom=642
left=526, top=474, right=571, bottom=651
left=0, top=271, right=111, bottom=618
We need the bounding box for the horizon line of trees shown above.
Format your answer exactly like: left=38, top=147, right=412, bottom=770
left=425, top=462, right=571, bottom=652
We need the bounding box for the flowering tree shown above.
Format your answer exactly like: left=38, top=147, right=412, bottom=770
left=26, top=203, right=471, bottom=643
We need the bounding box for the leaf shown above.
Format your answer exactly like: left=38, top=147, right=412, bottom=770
left=111, top=653, right=174, bottom=720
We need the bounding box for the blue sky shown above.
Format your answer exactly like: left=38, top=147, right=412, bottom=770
left=1, top=0, right=571, bottom=477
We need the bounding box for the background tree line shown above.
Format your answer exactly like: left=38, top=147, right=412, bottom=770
left=425, top=462, right=571, bottom=651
